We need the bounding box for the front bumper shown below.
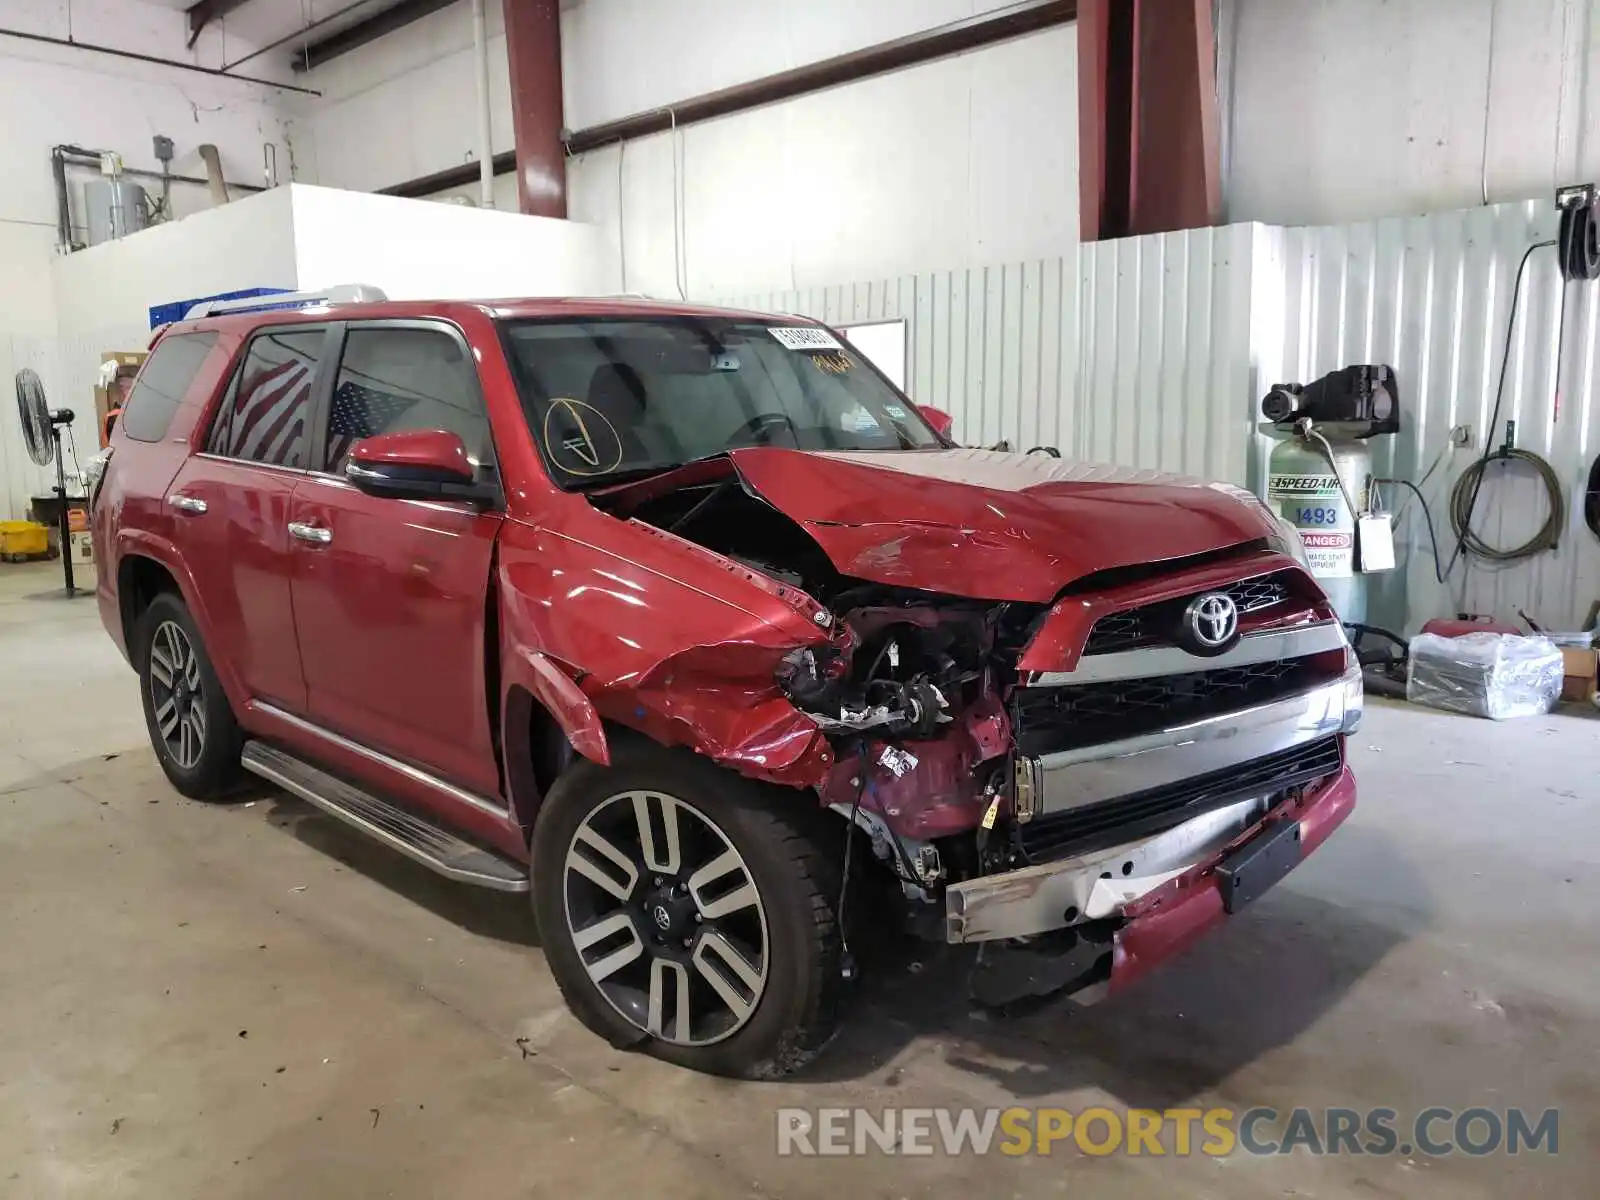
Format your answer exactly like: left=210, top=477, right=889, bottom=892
left=1107, top=762, right=1355, bottom=994
left=949, top=669, right=1361, bottom=944
left=947, top=762, right=1355, bottom=997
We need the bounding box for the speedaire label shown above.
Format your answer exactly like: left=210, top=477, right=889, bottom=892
left=1266, top=472, right=1342, bottom=497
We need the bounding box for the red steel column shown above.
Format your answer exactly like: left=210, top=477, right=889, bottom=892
left=1078, top=0, right=1220, bottom=240
left=1076, top=0, right=1114, bottom=244
left=502, top=0, right=567, bottom=218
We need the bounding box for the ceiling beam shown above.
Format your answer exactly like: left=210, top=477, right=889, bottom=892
left=291, top=0, right=458, bottom=71
left=186, top=0, right=255, bottom=48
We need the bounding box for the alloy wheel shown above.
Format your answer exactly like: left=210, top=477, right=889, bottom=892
left=148, top=619, right=207, bottom=770
left=562, top=790, right=770, bottom=1046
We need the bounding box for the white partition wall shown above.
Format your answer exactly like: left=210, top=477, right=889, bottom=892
left=289, top=185, right=620, bottom=300
left=47, top=182, right=620, bottom=343
left=9, top=184, right=621, bottom=520
left=724, top=201, right=1600, bottom=632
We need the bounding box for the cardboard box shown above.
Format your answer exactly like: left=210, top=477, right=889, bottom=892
left=1560, top=646, right=1597, bottom=703
left=95, top=351, right=146, bottom=446
left=68, top=530, right=94, bottom=565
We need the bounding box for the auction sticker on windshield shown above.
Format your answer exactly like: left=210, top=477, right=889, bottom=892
left=769, top=326, right=843, bottom=351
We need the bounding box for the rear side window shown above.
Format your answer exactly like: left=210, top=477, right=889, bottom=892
left=321, top=326, right=492, bottom=474
left=119, top=332, right=218, bottom=442
left=207, top=328, right=326, bottom=468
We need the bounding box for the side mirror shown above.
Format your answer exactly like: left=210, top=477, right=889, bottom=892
left=916, top=405, right=955, bottom=440
left=345, top=430, right=497, bottom=504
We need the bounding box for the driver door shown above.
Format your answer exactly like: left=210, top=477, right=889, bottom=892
left=287, top=320, right=504, bottom=799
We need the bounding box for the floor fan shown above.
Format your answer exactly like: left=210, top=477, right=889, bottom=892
left=15, top=368, right=84, bottom=599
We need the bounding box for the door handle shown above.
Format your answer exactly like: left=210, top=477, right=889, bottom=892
left=287, top=521, right=332, bottom=545
left=169, top=493, right=207, bottom=514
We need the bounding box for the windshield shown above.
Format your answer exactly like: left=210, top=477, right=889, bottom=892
left=500, top=316, right=941, bottom=488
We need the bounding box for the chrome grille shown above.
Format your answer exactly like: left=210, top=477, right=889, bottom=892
left=1082, top=574, right=1292, bottom=655
left=1017, top=736, right=1343, bottom=862
left=1014, top=659, right=1324, bottom=754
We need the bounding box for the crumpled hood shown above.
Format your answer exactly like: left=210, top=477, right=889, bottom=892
left=726, top=446, right=1279, bottom=602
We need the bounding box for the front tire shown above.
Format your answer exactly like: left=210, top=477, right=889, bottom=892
left=136, top=592, right=243, bottom=800
left=531, top=745, right=843, bottom=1079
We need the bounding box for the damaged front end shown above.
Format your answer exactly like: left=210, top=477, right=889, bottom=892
left=588, top=456, right=1360, bottom=1011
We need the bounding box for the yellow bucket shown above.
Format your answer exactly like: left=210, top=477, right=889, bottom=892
left=0, top=520, right=50, bottom=560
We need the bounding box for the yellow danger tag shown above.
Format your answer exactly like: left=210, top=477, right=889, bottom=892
left=980, top=795, right=1002, bottom=830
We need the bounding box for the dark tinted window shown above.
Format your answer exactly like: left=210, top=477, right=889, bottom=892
left=207, top=328, right=325, bottom=468
left=322, top=326, right=491, bottom=474
left=119, top=332, right=218, bottom=442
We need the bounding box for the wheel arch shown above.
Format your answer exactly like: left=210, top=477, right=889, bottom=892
left=501, top=647, right=613, bottom=833
left=115, top=535, right=247, bottom=710
left=117, top=553, right=180, bottom=652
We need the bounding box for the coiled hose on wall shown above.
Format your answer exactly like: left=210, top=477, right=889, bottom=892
left=1448, top=448, right=1565, bottom=562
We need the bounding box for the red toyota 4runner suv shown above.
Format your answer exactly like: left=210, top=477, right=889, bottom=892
left=91, top=288, right=1360, bottom=1078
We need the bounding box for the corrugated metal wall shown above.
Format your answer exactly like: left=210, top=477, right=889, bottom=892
left=727, top=224, right=1264, bottom=483
left=1275, top=200, right=1598, bottom=629
left=1074, top=223, right=1265, bottom=488
left=729, top=263, right=1079, bottom=456
left=724, top=200, right=1600, bottom=630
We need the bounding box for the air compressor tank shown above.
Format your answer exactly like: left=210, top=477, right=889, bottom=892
left=1263, top=424, right=1372, bottom=623
left=1258, top=365, right=1400, bottom=625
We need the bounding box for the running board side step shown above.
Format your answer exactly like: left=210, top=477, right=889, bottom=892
left=241, top=741, right=529, bottom=893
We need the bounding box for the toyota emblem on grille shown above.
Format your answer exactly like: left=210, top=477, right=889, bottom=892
left=1183, top=592, right=1239, bottom=652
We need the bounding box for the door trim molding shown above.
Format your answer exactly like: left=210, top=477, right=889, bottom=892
left=253, top=701, right=508, bottom=817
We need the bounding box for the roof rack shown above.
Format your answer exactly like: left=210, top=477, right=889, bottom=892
left=186, top=283, right=388, bottom=319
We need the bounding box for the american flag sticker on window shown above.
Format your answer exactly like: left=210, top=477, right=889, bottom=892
left=768, top=326, right=842, bottom=351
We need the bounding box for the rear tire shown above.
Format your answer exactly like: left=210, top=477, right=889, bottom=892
left=136, top=592, right=243, bottom=800
left=531, top=744, right=843, bottom=1079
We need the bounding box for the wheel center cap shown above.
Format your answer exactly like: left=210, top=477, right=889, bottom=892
left=646, top=885, right=695, bottom=939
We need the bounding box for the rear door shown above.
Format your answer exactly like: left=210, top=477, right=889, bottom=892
left=286, top=319, right=504, bottom=798
left=165, top=323, right=335, bottom=713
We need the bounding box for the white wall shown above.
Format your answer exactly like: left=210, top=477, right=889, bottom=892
left=561, top=0, right=1038, bottom=129
left=296, top=0, right=1078, bottom=299
left=9, top=187, right=301, bottom=520
left=567, top=23, right=1079, bottom=299
left=0, top=0, right=298, bottom=517
left=0, top=0, right=297, bottom=338
left=51, top=187, right=300, bottom=341
left=291, top=1, right=513, bottom=198
left=290, top=184, right=619, bottom=298
left=1225, top=0, right=1600, bottom=226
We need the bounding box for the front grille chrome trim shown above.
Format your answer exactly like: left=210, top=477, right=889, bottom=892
left=1030, top=620, right=1346, bottom=687
left=1023, top=671, right=1355, bottom=818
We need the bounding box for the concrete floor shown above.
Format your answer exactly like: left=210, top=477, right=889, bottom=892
left=1, top=557, right=1595, bottom=1199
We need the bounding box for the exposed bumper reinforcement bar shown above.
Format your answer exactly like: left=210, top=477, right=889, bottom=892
left=947, top=763, right=1355, bottom=947
left=947, top=794, right=1272, bottom=943
left=947, top=670, right=1361, bottom=945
